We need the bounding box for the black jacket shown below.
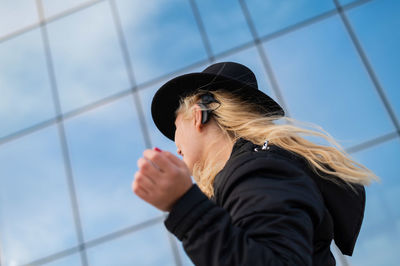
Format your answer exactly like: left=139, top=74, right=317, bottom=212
left=165, top=138, right=365, bottom=266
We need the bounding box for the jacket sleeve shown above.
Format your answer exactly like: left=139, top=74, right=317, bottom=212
left=164, top=156, right=325, bottom=266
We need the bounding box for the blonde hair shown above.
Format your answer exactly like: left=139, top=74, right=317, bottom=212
left=176, top=90, right=378, bottom=198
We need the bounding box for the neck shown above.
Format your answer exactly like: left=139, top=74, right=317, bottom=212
left=202, top=130, right=234, bottom=168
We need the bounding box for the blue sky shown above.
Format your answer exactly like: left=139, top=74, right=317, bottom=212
left=0, top=0, right=399, bottom=265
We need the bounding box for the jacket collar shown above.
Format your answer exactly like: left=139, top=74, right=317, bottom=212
left=229, top=137, right=254, bottom=157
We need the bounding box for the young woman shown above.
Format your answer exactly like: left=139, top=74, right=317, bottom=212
left=133, top=62, right=377, bottom=265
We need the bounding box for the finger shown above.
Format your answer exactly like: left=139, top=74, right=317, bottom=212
left=137, top=158, right=160, bottom=184
left=134, top=185, right=149, bottom=201
left=139, top=151, right=164, bottom=172
left=134, top=171, right=156, bottom=191
left=145, top=157, right=163, bottom=172
left=143, top=149, right=180, bottom=171
left=132, top=176, right=150, bottom=198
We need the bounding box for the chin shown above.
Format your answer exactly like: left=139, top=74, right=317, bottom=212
left=182, top=159, right=192, bottom=171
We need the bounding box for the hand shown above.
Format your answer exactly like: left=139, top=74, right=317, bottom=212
left=132, top=148, right=193, bottom=212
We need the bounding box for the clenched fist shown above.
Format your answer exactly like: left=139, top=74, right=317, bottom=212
left=132, top=148, right=193, bottom=212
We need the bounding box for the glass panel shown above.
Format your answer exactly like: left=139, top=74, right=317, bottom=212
left=350, top=137, right=400, bottom=266
left=64, top=96, right=161, bottom=241
left=245, top=0, right=335, bottom=38
left=0, top=0, right=38, bottom=38
left=194, top=0, right=252, bottom=55
left=116, top=0, right=208, bottom=85
left=0, top=29, right=56, bottom=139
left=42, top=253, right=82, bottom=266
left=263, top=15, right=395, bottom=148
left=137, top=49, right=208, bottom=152
left=47, top=2, right=130, bottom=113
left=351, top=231, right=399, bottom=266
left=42, top=0, right=89, bottom=18
left=0, top=126, right=78, bottom=265
left=137, top=60, right=207, bottom=156
left=138, top=81, right=182, bottom=156
left=339, top=0, right=358, bottom=6
left=175, top=237, right=195, bottom=266
left=86, top=222, right=175, bottom=265
left=347, top=0, right=400, bottom=120
left=215, top=46, right=278, bottom=104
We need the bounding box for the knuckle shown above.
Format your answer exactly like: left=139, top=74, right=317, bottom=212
left=137, top=157, right=146, bottom=167
left=139, top=161, right=150, bottom=172
left=149, top=152, right=161, bottom=161
left=134, top=171, right=141, bottom=180
left=132, top=181, right=140, bottom=193
left=138, top=160, right=153, bottom=174
left=136, top=160, right=142, bottom=170
left=143, top=149, right=151, bottom=157
left=134, top=173, right=145, bottom=185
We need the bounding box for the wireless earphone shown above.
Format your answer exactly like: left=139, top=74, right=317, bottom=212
left=198, top=93, right=220, bottom=124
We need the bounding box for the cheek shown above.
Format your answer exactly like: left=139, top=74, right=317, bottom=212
left=175, top=126, right=184, bottom=149
left=176, top=119, right=201, bottom=170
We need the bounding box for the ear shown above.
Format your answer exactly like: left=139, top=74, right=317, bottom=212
left=193, top=106, right=203, bottom=132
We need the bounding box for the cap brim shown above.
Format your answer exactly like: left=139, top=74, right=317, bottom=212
left=151, top=72, right=284, bottom=141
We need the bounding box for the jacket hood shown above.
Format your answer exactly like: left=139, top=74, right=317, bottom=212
left=311, top=168, right=365, bottom=255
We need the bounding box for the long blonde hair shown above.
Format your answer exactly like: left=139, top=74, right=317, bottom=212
left=176, top=90, right=378, bottom=198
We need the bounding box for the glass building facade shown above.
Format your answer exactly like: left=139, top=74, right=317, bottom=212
left=0, top=0, right=399, bottom=265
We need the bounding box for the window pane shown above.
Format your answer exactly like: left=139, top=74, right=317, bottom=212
left=175, top=237, right=195, bottom=266
left=47, top=2, right=130, bottom=113
left=116, top=0, right=208, bottom=85
left=0, top=126, right=78, bottom=265
left=350, top=137, right=400, bottom=266
left=0, top=0, right=38, bottom=37
left=42, top=253, right=82, bottom=266
left=263, top=15, right=395, bottom=148
left=214, top=46, right=278, bottom=104
left=0, top=29, right=56, bottom=139
left=86, top=222, right=175, bottom=265
left=42, top=0, right=89, bottom=18
left=138, top=81, right=183, bottom=155
left=64, top=97, right=160, bottom=241
left=339, top=0, right=358, bottom=6
left=194, top=0, right=252, bottom=54
left=347, top=0, right=400, bottom=120
left=245, top=0, right=335, bottom=38
left=137, top=61, right=207, bottom=155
